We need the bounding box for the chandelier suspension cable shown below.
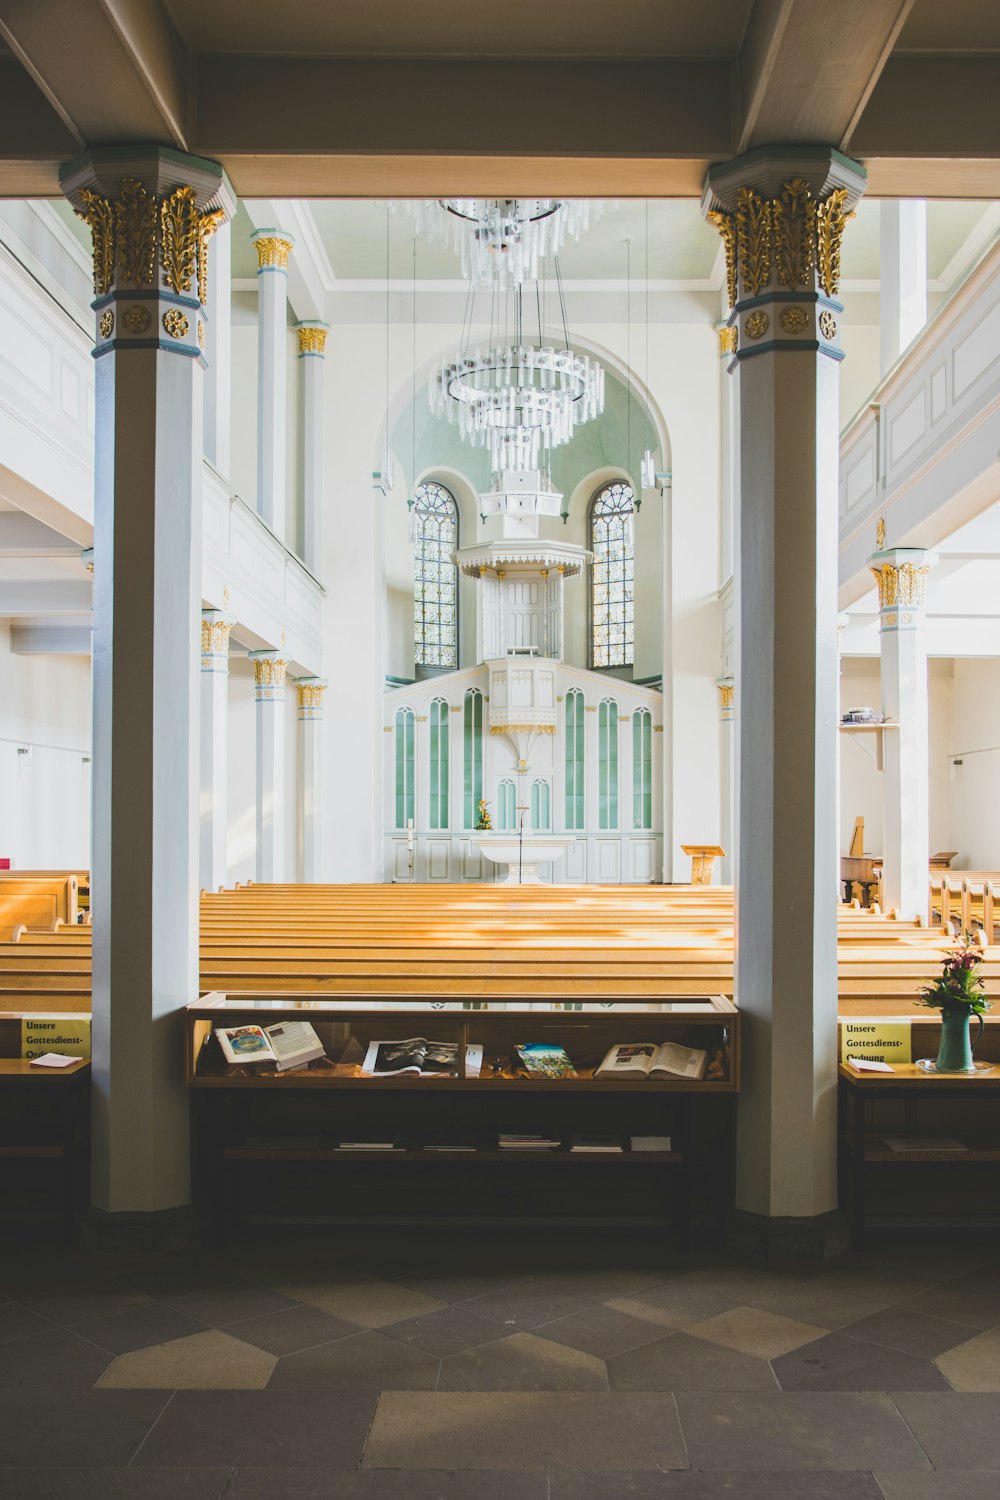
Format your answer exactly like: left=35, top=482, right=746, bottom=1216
left=554, top=254, right=571, bottom=352
left=626, top=237, right=632, bottom=482
left=411, top=235, right=417, bottom=496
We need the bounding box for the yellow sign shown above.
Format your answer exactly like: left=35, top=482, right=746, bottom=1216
left=21, top=1015, right=91, bottom=1061
left=840, top=1021, right=911, bottom=1066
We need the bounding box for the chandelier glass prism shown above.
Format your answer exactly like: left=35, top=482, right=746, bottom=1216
left=405, top=198, right=603, bottom=290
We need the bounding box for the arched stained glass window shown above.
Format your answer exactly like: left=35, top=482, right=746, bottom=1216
left=590, top=480, right=635, bottom=669
left=564, top=688, right=585, bottom=830
left=463, top=688, right=483, bottom=828
left=598, top=698, right=619, bottom=830
left=413, top=480, right=458, bottom=669
left=394, top=707, right=415, bottom=829
left=429, top=698, right=449, bottom=830
left=497, top=779, right=517, bottom=832
left=632, top=707, right=652, bottom=830
left=530, top=779, right=551, bottom=831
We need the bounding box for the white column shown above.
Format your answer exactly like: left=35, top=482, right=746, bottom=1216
left=203, top=212, right=233, bottom=475
left=200, top=610, right=233, bottom=892
left=249, top=648, right=288, bottom=882
left=251, top=229, right=294, bottom=541
left=880, top=200, right=927, bottom=375
left=870, top=544, right=936, bottom=921
left=704, top=148, right=866, bottom=1250
left=295, top=677, right=327, bottom=883
left=296, top=321, right=328, bottom=574
left=62, top=147, right=231, bottom=1220
left=717, top=676, right=735, bottom=884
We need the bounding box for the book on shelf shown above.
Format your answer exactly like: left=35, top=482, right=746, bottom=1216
left=421, top=1135, right=479, bottom=1152
left=514, top=1043, right=578, bottom=1079
left=570, top=1134, right=623, bottom=1153
left=336, top=1138, right=401, bottom=1151
left=499, top=1133, right=562, bottom=1151
left=597, top=1041, right=708, bottom=1081
left=216, top=1021, right=325, bottom=1072
left=362, top=1038, right=484, bottom=1078
left=884, top=1137, right=969, bottom=1153
left=629, top=1135, right=673, bottom=1152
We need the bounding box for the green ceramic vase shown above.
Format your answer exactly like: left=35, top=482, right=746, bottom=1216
left=935, top=1007, right=985, bottom=1073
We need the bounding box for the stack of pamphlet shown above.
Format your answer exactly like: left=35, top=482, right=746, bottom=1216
left=498, top=1133, right=562, bottom=1151
left=569, top=1135, right=623, bottom=1153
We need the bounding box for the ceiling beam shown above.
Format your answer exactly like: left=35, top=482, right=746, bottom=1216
left=0, top=513, right=83, bottom=557
left=0, top=580, right=93, bottom=615
left=736, top=0, right=915, bottom=153
left=0, top=0, right=190, bottom=152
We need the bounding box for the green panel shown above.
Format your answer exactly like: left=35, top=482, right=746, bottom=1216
left=564, top=689, right=585, bottom=830
left=429, top=697, right=449, bottom=830
left=531, top=779, right=551, bottom=831
left=599, top=698, right=619, bottom=830
left=395, top=707, right=415, bottom=829
left=633, top=708, right=652, bottom=829
left=498, top=779, right=516, bottom=832
left=463, top=689, right=483, bottom=828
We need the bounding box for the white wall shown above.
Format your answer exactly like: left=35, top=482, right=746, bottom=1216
left=0, top=622, right=91, bottom=868
left=948, top=658, right=1000, bottom=869
left=839, top=655, right=953, bottom=859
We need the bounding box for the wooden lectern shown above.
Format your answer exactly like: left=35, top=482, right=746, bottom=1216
left=681, top=845, right=726, bottom=886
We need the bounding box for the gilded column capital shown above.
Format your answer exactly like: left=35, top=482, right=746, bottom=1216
left=296, top=321, right=329, bottom=357
left=716, top=675, right=735, bottom=722
left=248, top=649, right=288, bottom=701
left=295, top=677, right=328, bottom=721
left=59, top=147, right=234, bottom=358
left=201, top=610, right=235, bottom=672
left=867, top=546, right=936, bottom=630
left=718, top=325, right=738, bottom=357
left=701, top=148, right=866, bottom=344
left=251, top=229, right=294, bottom=273
left=81, top=548, right=94, bottom=577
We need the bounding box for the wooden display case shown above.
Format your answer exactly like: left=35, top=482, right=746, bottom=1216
left=185, top=993, right=740, bottom=1242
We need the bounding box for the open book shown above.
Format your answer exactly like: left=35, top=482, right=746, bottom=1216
left=363, top=1038, right=484, bottom=1078
left=597, top=1041, right=708, bottom=1081
left=216, top=1021, right=325, bottom=1073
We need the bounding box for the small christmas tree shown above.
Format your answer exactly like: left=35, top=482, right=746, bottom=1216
left=475, top=799, right=493, bottom=831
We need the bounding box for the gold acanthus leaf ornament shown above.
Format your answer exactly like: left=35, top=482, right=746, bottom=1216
left=706, top=210, right=737, bottom=309
left=77, top=189, right=116, bottom=296
left=159, top=186, right=200, bottom=296
left=197, top=209, right=227, bottom=306
left=735, top=186, right=772, bottom=299
left=816, top=188, right=852, bottom=298
left=115, top=178, right=157, bottom=288
left=774, top=178, right=816, bottom=290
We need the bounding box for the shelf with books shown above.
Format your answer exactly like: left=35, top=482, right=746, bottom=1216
left=186, top=993, right=740, bottom=1093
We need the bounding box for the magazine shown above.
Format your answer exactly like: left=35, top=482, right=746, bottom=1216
left=596, top=1041, right=708, bottom=1081
left=362, top=1038, right=484, bottom=1078
left=216, top=1021, right=326, bottom=1073
left=514, top=1042, right=577, bottom=1078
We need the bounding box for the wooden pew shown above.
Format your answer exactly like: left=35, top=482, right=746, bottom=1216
left=0, top=874, right=79, bottom=934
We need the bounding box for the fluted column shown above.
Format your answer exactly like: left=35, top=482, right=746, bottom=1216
left=62, top=145, right=231, bottom=1219
left=704, top=147, right=866, bottom=1250
left=249, top=648, right=288, bottom=882
left=251, top=229, right=294, bottom=541
left=869, top=538, right=936, bottom=921
left=295, top=678, right=327, bottom=883
left=717, top=675, right=735, bottom=884
left=200, top=610, right=234, bottom=892
left=203, top=211, right=233, bottom=474
left=297, top=322, right=328, bottom=574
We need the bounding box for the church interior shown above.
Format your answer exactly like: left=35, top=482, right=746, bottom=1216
left=1, top=0, right=1000, bottom=1494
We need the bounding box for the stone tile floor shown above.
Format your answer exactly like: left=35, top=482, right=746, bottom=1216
left=0, top=1227, right=998, bottom=1497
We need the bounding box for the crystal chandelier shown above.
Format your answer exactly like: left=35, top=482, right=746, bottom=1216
left=430, top=339, right=604, bottom=473
left=404, top=198, right=603, bottom=289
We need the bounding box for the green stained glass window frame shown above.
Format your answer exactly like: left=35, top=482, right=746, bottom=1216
left=632, top=707, right=652, bottom=829
left=530, top=778, right=551, bottom=831
left=564, top=688, right=585, bottom=830
left=429, top=697, right=449, bottom=830
left=395, top=707, right=415, bottom=829
left=498, top=779, right=516, bottom=832
left=599, top=698, right=619, bottom=830
left=590, top=481, right=636, bottom=669
left=463, top=688, right=484, bottom=828
left=413, top=480, right=459, bottom=669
